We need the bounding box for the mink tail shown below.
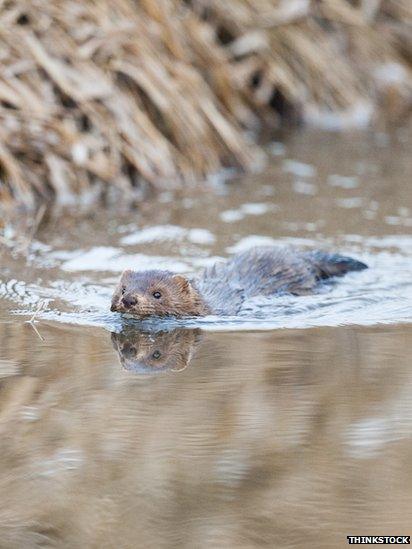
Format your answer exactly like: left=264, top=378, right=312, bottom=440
left=305, top=250, right=368, bottom=280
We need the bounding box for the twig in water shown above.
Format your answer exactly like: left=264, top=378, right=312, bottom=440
left=26, top=301, right=47, bottom=341
left=29, top=320, right=45, bottom=342
left=26, top=300, right=47, bottom=341
left=29, top=300, right=47, bottom=323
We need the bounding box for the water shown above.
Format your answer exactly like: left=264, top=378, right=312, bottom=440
left=0, top=129, right=411, bottom=547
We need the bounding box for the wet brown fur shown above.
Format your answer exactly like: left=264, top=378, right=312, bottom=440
left=111, top=270, right=210, bottom=318
left=111, top=328, right=201, bottom=373
left=110, top=246, right=367, bottom=318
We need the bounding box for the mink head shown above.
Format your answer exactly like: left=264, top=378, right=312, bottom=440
left=111, top=328, right=202, bottom=373
left=110, top=270, right=208, bottom=318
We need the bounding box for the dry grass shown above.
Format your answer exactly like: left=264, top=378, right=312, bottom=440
left=198, top=0, right=412, bottom=117
left=0, top=0, right=410, bottom=212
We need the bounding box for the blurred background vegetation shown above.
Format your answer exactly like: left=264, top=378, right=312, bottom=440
left=0, top=0, right=410, bottom=214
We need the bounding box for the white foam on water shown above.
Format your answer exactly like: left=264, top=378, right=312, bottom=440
left=220, top=203, right=275, bottom=223
left=293, top=181, right=318, bottom=195
left=2, top=233, right=411, bottom=333
left=282, top=159, right=317, bottom=178
left=328, top=175, right=359, bottom=189
left=60, top=247, right=189, bottom=273
left=120, top=225, right=216, bottom=246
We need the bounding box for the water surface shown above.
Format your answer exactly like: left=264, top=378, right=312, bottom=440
left=0, top=128, right=411, bottom=547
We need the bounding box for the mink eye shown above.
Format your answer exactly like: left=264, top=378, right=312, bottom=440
left=152, top=350, right=161, bottom=360
left=153, top=291, right=162, bottom=299
left=121, top=287, right=126, bottom=295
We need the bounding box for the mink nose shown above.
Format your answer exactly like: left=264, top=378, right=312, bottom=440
left=122, top=343, right=136, bottom=357
left=122, top=295, right=137, bottom=308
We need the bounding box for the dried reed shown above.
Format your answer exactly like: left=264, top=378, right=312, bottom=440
left=0, top=0, right=410, bottom=211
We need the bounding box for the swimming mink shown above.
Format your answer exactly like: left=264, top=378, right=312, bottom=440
left=110, top=246, right=367, bottom=318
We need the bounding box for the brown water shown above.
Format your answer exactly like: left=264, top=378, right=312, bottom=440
left=0, top=129, right=411, bottom=548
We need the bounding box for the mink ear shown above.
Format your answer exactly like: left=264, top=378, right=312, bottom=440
left=172, top=274, right=192, bottom=293
left=121, top=269, right=133, bottom=279
left=170, top=347, right=193, bottom=372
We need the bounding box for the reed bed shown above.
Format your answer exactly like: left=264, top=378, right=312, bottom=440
left=0, top=0, right=410, bottom=211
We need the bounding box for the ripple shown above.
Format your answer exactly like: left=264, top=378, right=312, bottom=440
left=327, top=174, right=359, bottom=189
left=282, top=159, right=317, bottom=178
left=120, top=225, right=215, bottom=246
left=2, top=239, right=412, bottom=333
left=220, top=203, right=274, bottom=223
left=59, top=247, right=189, bottom=273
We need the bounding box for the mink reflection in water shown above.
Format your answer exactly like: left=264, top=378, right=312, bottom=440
left=111, top=328, right=202, bottom=373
